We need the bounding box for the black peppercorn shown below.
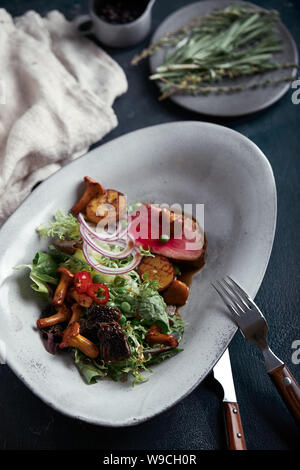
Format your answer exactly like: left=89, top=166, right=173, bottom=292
left=94, top=0, right=149, bottom=25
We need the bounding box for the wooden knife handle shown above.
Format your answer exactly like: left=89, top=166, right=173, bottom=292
left=223, top=402, right=247, bottom=450
left=268, top=364, right=300, bottom=423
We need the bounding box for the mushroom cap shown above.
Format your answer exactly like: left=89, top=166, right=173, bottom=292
left=60, top=321, right=80, bottom=348
left=97, top=321, right=130, bottom=363
left=56, top=303, right=71, bottom=316
left=56, top=266, right=74, bottom=279
left=84, top=176, right=106, bottom=195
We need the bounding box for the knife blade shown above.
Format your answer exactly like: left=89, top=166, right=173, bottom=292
left=213, top=349, right=247, bottom=450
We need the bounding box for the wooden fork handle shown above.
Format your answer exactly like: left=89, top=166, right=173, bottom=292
left=223, top=402, right=247, bottom=450
left=268, top=364, right=300, bottom=423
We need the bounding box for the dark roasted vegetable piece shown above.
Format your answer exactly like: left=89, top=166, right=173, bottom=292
left=38, top=305, right=66, bottom=354
left=52, top=238, right=82, bottom=255
left=88, top=304, right=122, bottom=324
left=79, top=318, right=98, bottom=343
left=137, top=254, right=174, bottom=291
left=162, top=280, right=189, bottom=306
left=97, top=321, right=130, bottom=363
left=80, top=304, right=122, bottom=342
left=86, top=189, right=127, bottom=225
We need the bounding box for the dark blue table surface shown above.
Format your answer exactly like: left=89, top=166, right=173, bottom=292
left=0, top=0, right=299, bottom=450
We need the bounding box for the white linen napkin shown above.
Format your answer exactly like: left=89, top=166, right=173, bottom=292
left=0, top=9, right=128, bottom=226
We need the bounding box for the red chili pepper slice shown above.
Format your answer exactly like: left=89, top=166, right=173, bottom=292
left=87, top=282, right=109, bottom=305
left=74, top=271, right=92, bottom=294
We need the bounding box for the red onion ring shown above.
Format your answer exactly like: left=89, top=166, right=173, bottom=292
left=79, top=225, right=135, bottom=260
left=82, top=242, right=142, bottom=275
left=78, top=213, right=128, bottom=242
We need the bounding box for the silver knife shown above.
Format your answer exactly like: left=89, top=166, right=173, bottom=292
left=213, top=349, right=247, bottom=450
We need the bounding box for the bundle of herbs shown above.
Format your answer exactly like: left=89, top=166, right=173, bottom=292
left=132, top=3, right=297, bottom=99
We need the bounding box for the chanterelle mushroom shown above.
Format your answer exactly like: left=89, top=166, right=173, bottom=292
left=67, top=287, right=93, bottom=308
left=71, top=176, right=106, bottom=215
left=53, top=267, right=74, bottom=306
left=68, top=303, right=83, bottom=325
left=146, top=324, right=178, bottom=348
left=37, top=304, right=71, bottom=329
left=59, top=321, right=99, bottom=359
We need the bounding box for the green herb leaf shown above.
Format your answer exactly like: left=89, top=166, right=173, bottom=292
left=133, top=4, right=297, bottom=98
left=139, top=246, right=155, bottom=257
left=36, top=210, right=80, bottom=240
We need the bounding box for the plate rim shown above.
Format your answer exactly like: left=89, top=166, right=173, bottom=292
left=149, top=0, right=299, bottom=117
left=0, top=121, right=277, bottom=426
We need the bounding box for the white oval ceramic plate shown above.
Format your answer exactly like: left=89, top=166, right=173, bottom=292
left=0, top=122, right=276, bottom=426
left=149, top=0, right=298, bottom=117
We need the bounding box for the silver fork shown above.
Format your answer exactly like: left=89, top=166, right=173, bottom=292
left=212, top=276, right=300, bottom=424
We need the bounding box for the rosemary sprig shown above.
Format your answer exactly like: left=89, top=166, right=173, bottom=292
left=132, top=3, right=297, bottom=98
left=158, top=75, right=295, bottom=100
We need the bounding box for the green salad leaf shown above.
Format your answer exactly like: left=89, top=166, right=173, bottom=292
left=108, top=276, right=170, bottom=333
left=146, top=347, right=183, bottom=366
left=32, top=252, right=58, bottom=280
left=36, top=210, right=80, bottom=240
left=16, top=251, right=59, bottom=297
left=138, top=293, right=169, bottom=333
left=16, top=247, right=91, bottom=298
left=74, top=350, right=107, bottom=384
left=169, top=315, right=187, bottom=343
left=107, top=321, right=151, bottom=386
left=48, top=246, right=92, bottom=274
left=28, top=271, right=52, bottom=296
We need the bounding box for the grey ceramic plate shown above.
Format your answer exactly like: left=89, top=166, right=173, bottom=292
left=149, top=0, right=298, bottom=117
left=0, top=122, right=276, bottom=426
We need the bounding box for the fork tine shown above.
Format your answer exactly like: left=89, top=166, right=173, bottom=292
left=212, top=282, right=240, bottom=319
left=226, top=276, right=256, bottom=309
left=218, top=279, right=247, bottom=315
left=222, top=278, right=249, bottom=312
